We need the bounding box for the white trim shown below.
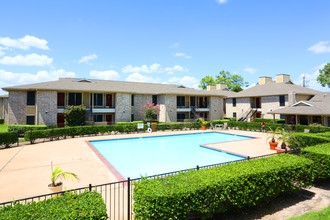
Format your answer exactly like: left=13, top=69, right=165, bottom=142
left=291, top=101, right=313, bottom=107
left=92, top=108, right=115, bottom=113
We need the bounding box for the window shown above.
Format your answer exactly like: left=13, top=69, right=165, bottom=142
left=280, top=114, right=285, bottom=119
left=152, top=95, right=158, bottom=105
left=26, top=116, right=35, bottom=125
left=94, top=93, right=103, bottom=106
left=27, top=91, right=35, bottom=106
left=233, top=112, right=237, bottom=118
left=93, top=114, right=103, bottom=122
left=68, top=93, right=82, bottom=106
left=177, top=113, right=186, bottom=120
left=190, top=96, right=196, bottom=107
left=131, top=94, right=134, bottom=106
left=131, top=114, right=134, bottom=122
left=279, top=96, right=285, bottom=106
left=177, top=96, right=185, bottom=107
left=233, top=98, right=236, bottom=107
left=57, top=92, right=65, bottom=107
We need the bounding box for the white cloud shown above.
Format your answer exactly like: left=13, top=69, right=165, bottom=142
left=244, top=66, right=258, bottom=74
left=0, top=46, right=7, bottom=56
left=122, top=63, right=186, bottom=74
left=294, top=63, right=329, bottom=92
left=0, top=53, right=53, bottom=66
left=174, top=52, right=192, bottom=59
left=0, top=35, right=49, bottom=50
left=78, top=53, right=98, bottom=64
left=307, top=41, right=330, bottom=54
left=170, top=42, right=180, bottom=49
left=90, top=70, right=120, bottom=80
left=125, top=73, right=161, bottom=83
left=167, top=76, right=199, bottom=89
left=0, top=69, right=75, bottom=87
left=216, top=0, right=228, bottom=4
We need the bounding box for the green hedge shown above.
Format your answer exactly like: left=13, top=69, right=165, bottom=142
left=295, top=124, right=330, bottom=133
left=224, top=117, right=236, bottom=121
left=301, top=143, right=330, bottom=179
left=0, top=132, right=18, bottom=147
left=289, top=133, right=330, bottom=149
left=0, top=118, right=4, bottom=124
left=0, top=191, right=107, bottom=219
left=254, top=118, right=285, bottom=123
left=133, top=154, right=313, bottom=219
left=157, top=122, right=201, bottom=130
left=8, top=125, right=47, bottom=134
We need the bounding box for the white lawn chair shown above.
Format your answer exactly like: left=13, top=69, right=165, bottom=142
left=210, top=123, right=223, bottom=129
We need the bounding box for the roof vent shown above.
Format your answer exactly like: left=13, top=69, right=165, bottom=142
left=177, top=85, right=186, bottom=88
left=75, top=79, right=94, bottom=83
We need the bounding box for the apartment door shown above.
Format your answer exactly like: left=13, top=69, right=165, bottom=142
left=199, top=97, right=203, bottom=107
left=256, top=97, right=261, bottom=108
left=57, top=114, right=65, bottom=127
left=106, top=94, right=112, bottom=107
left=106, top=114, right=113, bottom=125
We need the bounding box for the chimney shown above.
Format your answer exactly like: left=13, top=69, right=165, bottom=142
left=276, top=74, right=290, bottom=83
left=206, top=85, right=216, bottom=91
left=216, top=83, right=227, bottom=90
left=259, top=77, right=272, bottom=85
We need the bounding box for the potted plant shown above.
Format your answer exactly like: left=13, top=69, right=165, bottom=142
left=266, top=127, right=280, bottom=150
left=275, top=129, right=292, bottom=153
left=48, top=162, right=79, bottom=193
left=199, top=118, right=208, bottom=130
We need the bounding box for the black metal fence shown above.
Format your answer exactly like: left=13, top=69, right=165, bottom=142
left=0, top=150, right=299, bottom=220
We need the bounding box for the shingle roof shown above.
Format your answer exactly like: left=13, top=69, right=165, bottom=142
left=2, top=78, right=230, bottom=97
left=268, top=100, right=330, bottom=115
left=0, top=94, right=8, bottom=98
left=227, top=81, right=320, bottom=98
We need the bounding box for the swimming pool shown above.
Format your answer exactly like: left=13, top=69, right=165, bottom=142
left=90, top=132, right=252, bottom=179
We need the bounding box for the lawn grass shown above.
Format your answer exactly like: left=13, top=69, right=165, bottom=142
left=0, top=124, right=8, bottom=132
left=288, top=205, right=330, bottom=220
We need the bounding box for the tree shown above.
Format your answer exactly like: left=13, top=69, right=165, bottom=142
left=199, top=70, right=249, bottom=92
left=317, top=63, right=330, bottom=88
left=198, top=75, right=216, bottom=89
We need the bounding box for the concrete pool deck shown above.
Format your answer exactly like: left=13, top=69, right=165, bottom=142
left=0, top=129, right=272, bottom=203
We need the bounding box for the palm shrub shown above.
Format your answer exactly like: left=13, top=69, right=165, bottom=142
left=50, top=162, right=79, bottom=187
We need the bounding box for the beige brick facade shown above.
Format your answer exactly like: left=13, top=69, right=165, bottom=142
left=158, top=95, right=177, bottom=122
left=133, top=94, right=152, bottom=121
left=115, top=93, right=131, bottom=122
left=209, top=96, right=223, bottom=120
left=8, top=91, right=27, bottom=125
left=0, top=98, right=8, bottom=123
left=36, top=91, right=57, bottom=126
left=236, top=98, right=250, bottom=119
left=261, top=96, right=288, bottom=119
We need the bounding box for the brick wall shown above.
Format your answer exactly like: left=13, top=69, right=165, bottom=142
left=133, top=94, right=152, bottom=121
left=158, top=95, right=177, bottom=122
left=115, top=93, right=131, bottom=122
left=36, top=91, right=57, bottom=126
left=8, top=91, right=27, bottom=125
left=209, top=96, right=223, bottom=120
left=261, top=95, right=288, bottom=119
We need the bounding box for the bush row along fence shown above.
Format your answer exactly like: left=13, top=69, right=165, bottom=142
left=1, top=121, right=330, bottom=147
left=0, top=150, right=305, bottom=220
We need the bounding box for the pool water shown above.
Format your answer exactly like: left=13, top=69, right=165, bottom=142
left=90, top=132, right=252, bottom=179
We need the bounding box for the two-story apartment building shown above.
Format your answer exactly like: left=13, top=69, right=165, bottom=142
left=2, top=78, right=228, bottom=126
left=221, top=74, right=320, bottom=121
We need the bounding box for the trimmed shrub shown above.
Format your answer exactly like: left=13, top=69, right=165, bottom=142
left=133, top=154, right=313, bottom=219
left=289, top=133, right=330, bottom=149
left=0, top=191, right=107, bottom=219
left=0, top=118, right=4, bottom=124
left=8, top=125, right=47, bottom=134
left=254, top=118, right=285, bottom=124
left=301, top=143, right=330, bottom=179
left=224, top=117, right=236, bottom=121
left=0, top=132, right=18, bottom=147
left=64, top=105, right=86, bottom=126
left=295, top=124, right=330, bottom=133
left=24, top=129, right=50, bottom=144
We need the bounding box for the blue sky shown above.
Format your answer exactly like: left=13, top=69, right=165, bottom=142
left=0, top=0, right=329, bottom=95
